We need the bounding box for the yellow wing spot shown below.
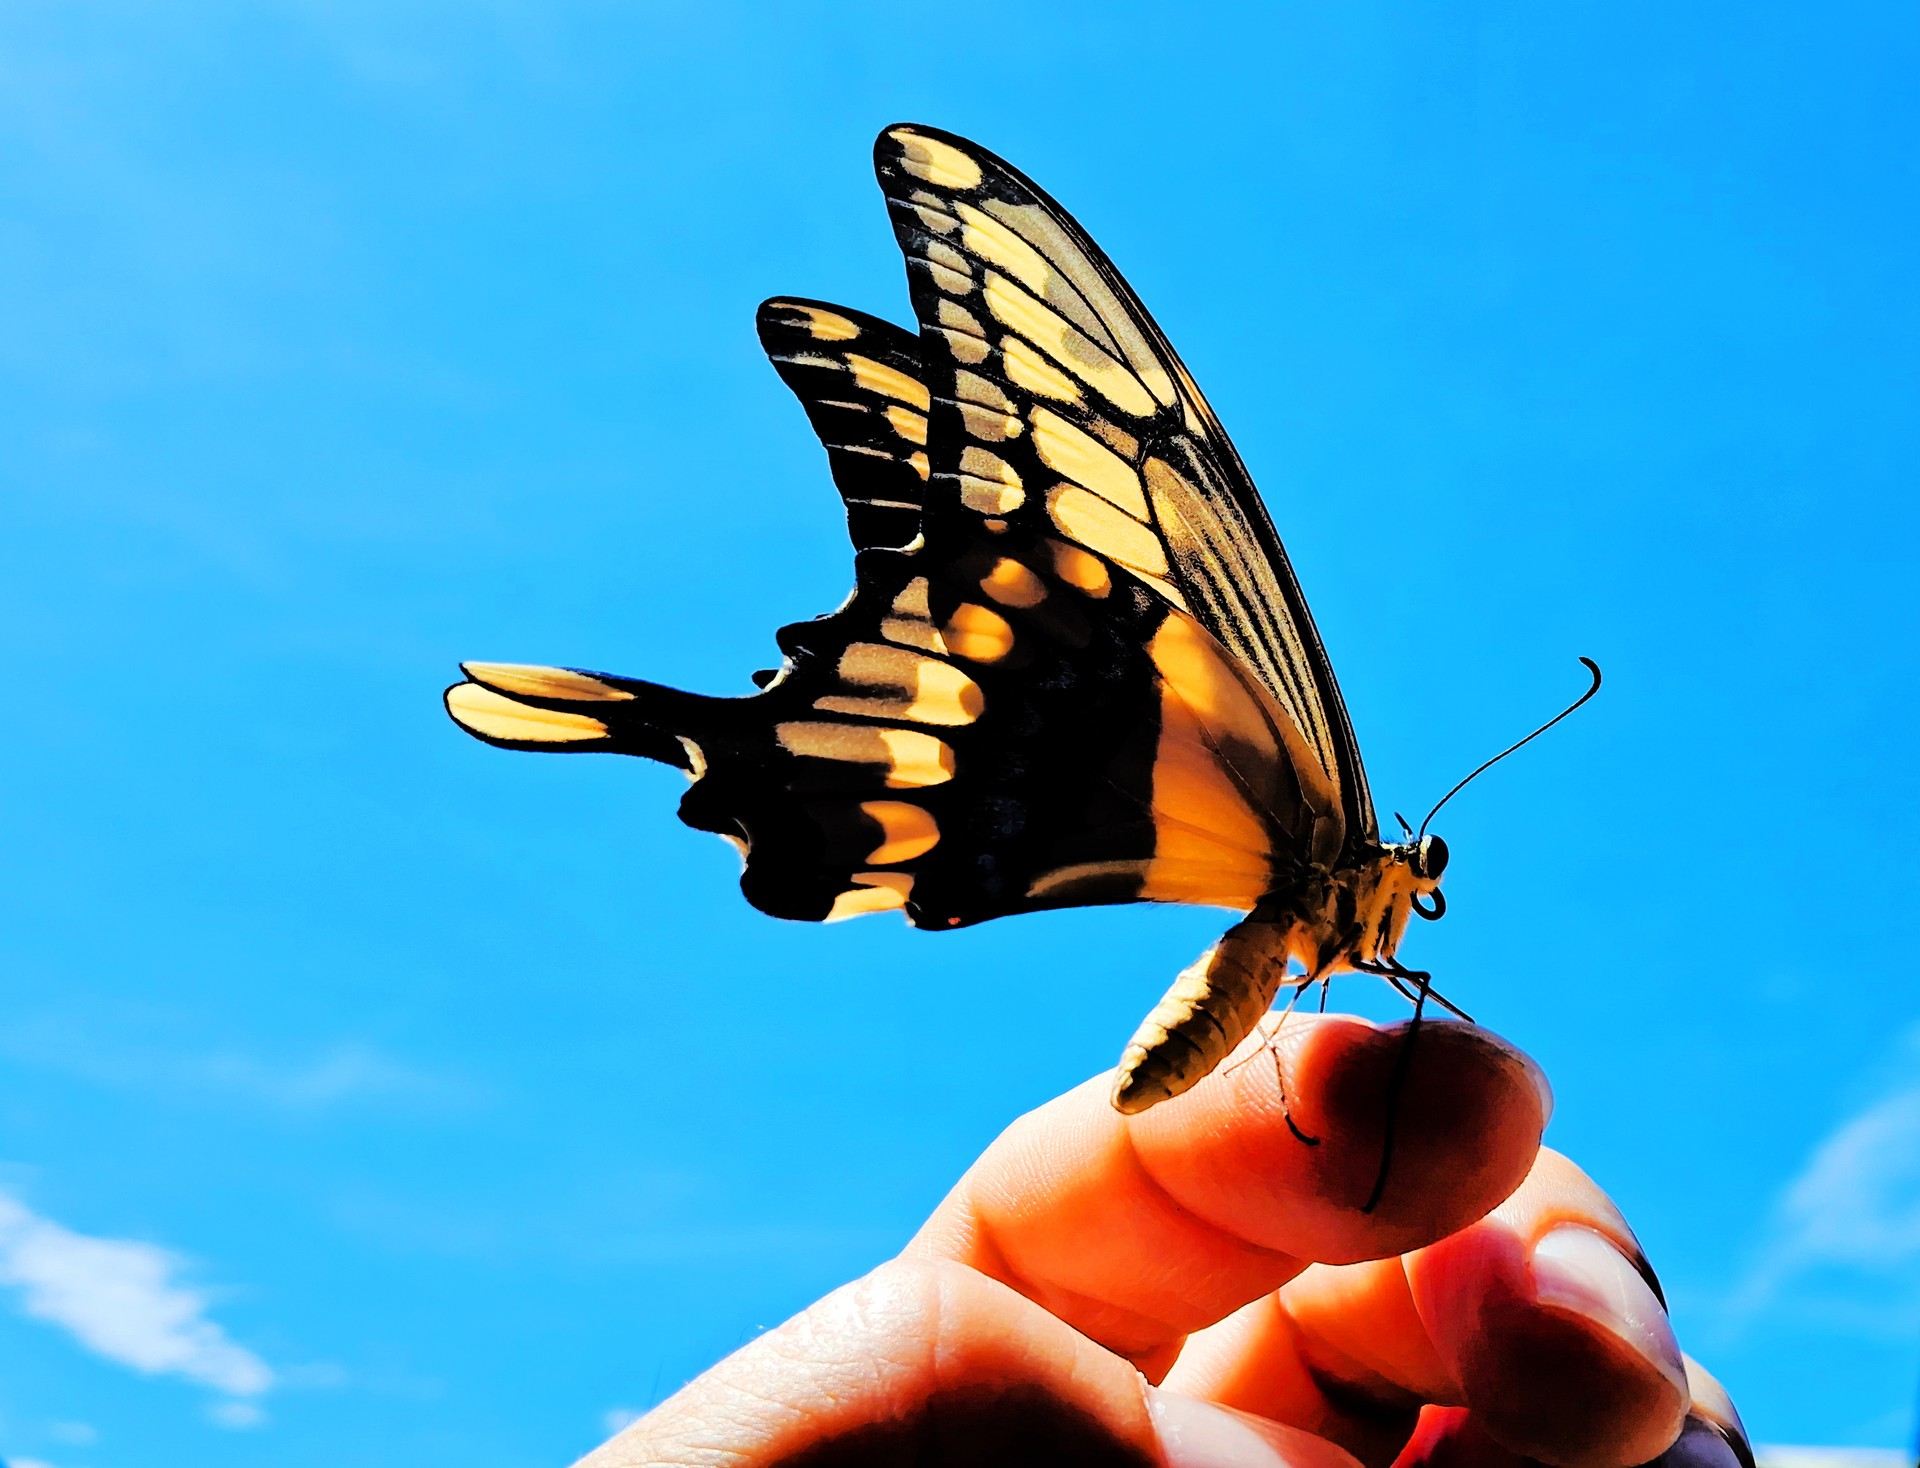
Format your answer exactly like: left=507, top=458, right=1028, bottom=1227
left=858, top=801, right=940, bottom=864
left=1136, top=572, right=1191, bottom=611
left=979, top=197, right=1178, bottom=407
left=958, top=402, right=1023, bottom=442
left=957, top=445, right=1026, bottom=514
left=884, top=404, right=929, bottom=446
left=1003, top=335, right=1084, bottom=405
left=826, top=872, right=916, bottom=922
left=941, top=602, right=1014, bottom=663
left=880, top=616, right=944, bottom=653
left=1046, top=484, right=1170, bottom=578
left=939, top=329, right=991, bottom=366
left=814, top=643, right=984, bottom=726
left=678, top=736, right=707, bottom=778
left=954, top=200, right=1053, bottom=298
left=956, top=199, right=1118, bottom=351
left=1045, top=538, right=1112, bottom=597
left=461, top=663, right=635, bottom=702
left=938, top=298, right=986, bottom=340
left=924, top=238, right=974, bottom=295
left=893, top=578, right=932, bottom=617
left=1084, top=415, right=1140, bottom=460
left=910, top=203, right=959, bottom=237
left=980, top=557, right=1047, bottom=609
left=846, top=354, right=931, bottom=410
left=775, top=722, right=956, bottom=788
left=1027, top=859, right=1149, bottom=900
left=983, top=272, right=1157, bottom=418
left=789, top=304, right=860, bottom=341
left=881, top=580, right=944, bottom=654
left=954, top=370, right=1016, bottom=411
left=908, top=449, right=930, bottom=481
left=890, top=129, right=984, bottom=188
left=1031, top=408, right=1148, bottom=518
left=446, top=683, right=608, bottom=743
left=936, top=300, right=990, bottom=365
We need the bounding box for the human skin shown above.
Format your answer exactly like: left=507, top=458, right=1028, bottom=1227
left=580, top=1014, right=1751, bottom=1468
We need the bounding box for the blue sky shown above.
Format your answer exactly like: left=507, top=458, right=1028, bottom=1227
left=2, top=2, right=1916, bottom=1462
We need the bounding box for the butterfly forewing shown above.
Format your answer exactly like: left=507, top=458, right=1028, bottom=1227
left=873, top=124, right=1376, bottom=857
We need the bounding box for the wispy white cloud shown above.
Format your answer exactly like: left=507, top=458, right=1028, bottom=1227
left=1756, top=1450, right=1907, bottom=1468
left=178, top=1043, right=472, bottom=1110
left=209, top=1400, right=269, bottom=1430
left=1733, top=1068, right=1920, bottom=1334
left=48, top=1422, right=97, bottom=1445
left=0, top=1191, right=272, bottom=1398
left=0, top=1018, right=477, bottom=1114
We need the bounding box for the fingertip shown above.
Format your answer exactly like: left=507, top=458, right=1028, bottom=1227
left=1123, top=1016, right=1546, bottom=1264
left=1291, top=1017, right=1549, bottom=1254
left=1408, top=1157, right=1691, bottom=1467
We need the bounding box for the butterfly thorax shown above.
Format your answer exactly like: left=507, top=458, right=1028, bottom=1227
left=1252, top=841, right=1444, bottom=978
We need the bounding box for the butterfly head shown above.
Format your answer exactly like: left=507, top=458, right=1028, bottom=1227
left=1386, top=814, right=1449, bottom=920
left=1404, top=833, right=1448, bottom=921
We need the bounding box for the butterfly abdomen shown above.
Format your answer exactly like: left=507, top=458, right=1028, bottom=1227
left=1110, top=916, right=1298, bottom=1114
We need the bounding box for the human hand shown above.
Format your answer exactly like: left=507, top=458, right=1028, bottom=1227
left=580, top=1015, right=1750, bottom=1467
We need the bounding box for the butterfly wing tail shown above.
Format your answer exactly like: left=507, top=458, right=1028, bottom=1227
left=444, top=661, right=702, bottom=770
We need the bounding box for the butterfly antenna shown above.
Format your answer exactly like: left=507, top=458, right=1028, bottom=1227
left=1416, top=658, right=1603, bottom=843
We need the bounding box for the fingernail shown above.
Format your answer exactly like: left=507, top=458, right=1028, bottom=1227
left=1683, top=1357, right=1755, bottom=1468
left=1531, top=1225, right=1687, bottom=1392
left=1146, top=1387, right=1349, bottom=1468
left=1656, top=1416, right=1753, bottom=1468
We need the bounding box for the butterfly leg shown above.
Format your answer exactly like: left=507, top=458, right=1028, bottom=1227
left=1379, top=958, right=1474, bottom=1024
left=1268, top=976, right=1323, bottom=1146
left=1364, top=966, right=1430, bottom=1215
left=1350, top=956, right=1475, bottom=1024
left=1220, top=974, right=1322, bottom=1145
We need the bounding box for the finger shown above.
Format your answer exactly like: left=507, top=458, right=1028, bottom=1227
left=1395, top=1362, right=1754, bottom=1468
left=906, top=1015, right=1548, bottom=1373
left=1164, top=1150, right=1694, bottom=1468
left=1408, top=1148, right=1688, bottom=1466
left=575, top=1255, right=1359, bottom=1468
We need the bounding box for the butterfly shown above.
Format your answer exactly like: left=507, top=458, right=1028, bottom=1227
left=445, top=125, right=1583, bottom=1172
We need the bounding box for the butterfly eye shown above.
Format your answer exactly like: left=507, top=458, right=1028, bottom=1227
left=1416, top=834, right=1449, bottom=880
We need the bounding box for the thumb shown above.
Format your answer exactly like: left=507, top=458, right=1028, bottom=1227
left=579, top=1257, right=1358, bottom=1468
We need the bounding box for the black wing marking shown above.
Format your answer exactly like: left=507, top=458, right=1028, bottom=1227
left=872, top=124, right=1375, bottom=857
left=756, top=297, right=929, bottom=551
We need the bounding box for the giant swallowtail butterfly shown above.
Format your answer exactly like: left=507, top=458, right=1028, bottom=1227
left=446, top=126, right=1585, bottom=1162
